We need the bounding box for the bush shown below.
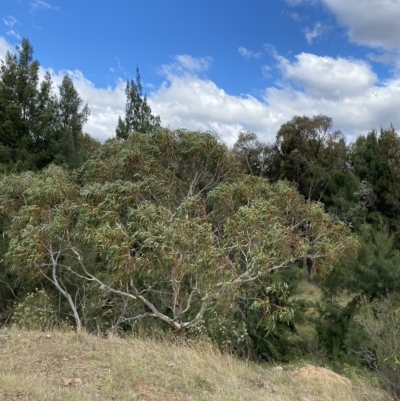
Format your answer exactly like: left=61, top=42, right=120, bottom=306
left=355, top=294, right=400, bottom=398
left=13, top=289, right=58, bottom=330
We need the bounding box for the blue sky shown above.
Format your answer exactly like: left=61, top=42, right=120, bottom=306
left=1, top=0, right=400, bottom=145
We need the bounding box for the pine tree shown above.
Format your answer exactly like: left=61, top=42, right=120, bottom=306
left=116, top=67, right=161, bottom=139
left=0, top=38, right=40, bottom=168
left=54, top=75, right=90, bottom=167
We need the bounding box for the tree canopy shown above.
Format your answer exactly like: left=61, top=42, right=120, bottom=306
left=116, top=67, right=161, bottom=139
left=0, top=38, right=98, bottom=172
left=0, top=130, right=356, bottom=337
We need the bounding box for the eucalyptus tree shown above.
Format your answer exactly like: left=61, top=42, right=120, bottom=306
left=233, top=131, right=267, bottom=176
left=272, top=115, right=349, bottom=203
left=0, top=129, right=357, bottom=336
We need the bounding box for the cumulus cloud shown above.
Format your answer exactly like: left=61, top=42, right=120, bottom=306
left=150, top=74, right=277, bottom=145
left=238, top=46, right=262, bottom=59
left=0, top=36, right=13, bottom=59
left=321, top=0, right=400, bottom=51
left=44, top=53, right=400, bottom=146
left=289, top=0, right=400, bottom=51
left=148, top=53, right=400, bottom=145
left=2, top=35, right=400, bottom=147
left=263, top=78, right=400, bottom=142
left=47, top=68, right=126, bottom=142
left=277, top=53, right=378, bottom=98
left=262, top=51, right=400, bottom=142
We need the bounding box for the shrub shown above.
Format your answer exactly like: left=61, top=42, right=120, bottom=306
left=355, top=294, right=400, bottom=398
left=13, top=289, right=57, bottom=330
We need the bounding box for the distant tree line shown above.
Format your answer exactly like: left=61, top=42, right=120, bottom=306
left=0, top=38, right=99, bottom=172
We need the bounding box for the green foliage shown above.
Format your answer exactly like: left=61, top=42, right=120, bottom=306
left=313, top=225, right=400, bottom=365
left=3, top=37, right=400, bottom=371
left=232, top=131, right=269, bottom=176
left=346, top=225, right=400, bottom=297
left=356, top=295, right=400, bottom=398
left=116, top=67, right=161, bottom=139
left=12, top=289, right=57, bottom=330
left=271, top=115, right=349, bottom=202
left=0, top=38, right=40, bottom=169
left=0, top=129, right=356, bottom=357
left=52, top=75, right=90, bottom=168
left=0, top=38, right=95, bottom=171
left=351, top=127, right=400, bottom=237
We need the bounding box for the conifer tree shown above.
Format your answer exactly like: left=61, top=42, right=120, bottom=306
left=0, top=38, right=40, bottom=168
left=0, top=39, right=93, bottom=170
left=116, top=67, right=161, bottom=139
left=54, top=75, right=90, bottom=167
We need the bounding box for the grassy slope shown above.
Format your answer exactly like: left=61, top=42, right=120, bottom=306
left=0, top=329, right=392, bottom=401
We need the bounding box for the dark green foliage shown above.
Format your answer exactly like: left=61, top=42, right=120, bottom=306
left=320, top=170, right=364, bottom=223
left=315, top=225, right=400, bottom=362
left=0, top=38, right=40, bottom=169
left=347, top=225, right=400, bottom=297
left=351, top=127, right=400, bottom=237
left=52, top=75, right=90, bottom=167
left=0, top=38, right=95, bottom=171
left=356, top=295, right=400, bottom=398
left=272, top=115, right=349, bottom=202
left=316, top=298, right=370, bottom=363
left=116, top=67, right=161, bottom=139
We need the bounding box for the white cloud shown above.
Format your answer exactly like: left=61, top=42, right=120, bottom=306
left=6, top=30, right=21, bottom=40
left=160, top=54, right=212, bottom=77
left=285, top=0, right=312, bottom=5
left=3, top=16, right=21, bottom=39
left=303, top=22, right=325, bottom=44
left=278, top=53, right=378, bottom=98
left=150, top=74, right=278, bottom=145
left=31, top=0, right=52, bottom=10
left=175, top=54, right=212, bottom=72
left=290, top=11, right=301, bottom=21
left=48, top=68, right=126, bottom=142
left=2, top=35, right=400, bottom=147
left=321, top=0, right=400, bottom=51
left=263, top=78, right=400, bottom=142
left=0, top=36, right=13, bottom=59
left=288, top=0, right=400, bottom=52
left=39, top=53, right=400, bottom=146
left=3, top=16, right=18, bottom=29
left=238, top=46, right=262, bottom=59
left=262, top=65, right=273, bottom=78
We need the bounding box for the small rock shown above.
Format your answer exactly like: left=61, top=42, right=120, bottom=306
left=62, top=377, right=83, bottom=387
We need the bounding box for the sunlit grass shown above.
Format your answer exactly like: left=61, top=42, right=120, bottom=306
left=0, top=328, right=392, bottom=401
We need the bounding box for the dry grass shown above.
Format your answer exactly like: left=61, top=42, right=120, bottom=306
left=0, top=328, right=393, bottom=401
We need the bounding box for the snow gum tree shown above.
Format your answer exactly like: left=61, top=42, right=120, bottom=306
left=0, top=129, right=357, bottom=337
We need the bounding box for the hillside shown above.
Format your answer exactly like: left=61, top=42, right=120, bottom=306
left=0, top=329, right=392, bottom=401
